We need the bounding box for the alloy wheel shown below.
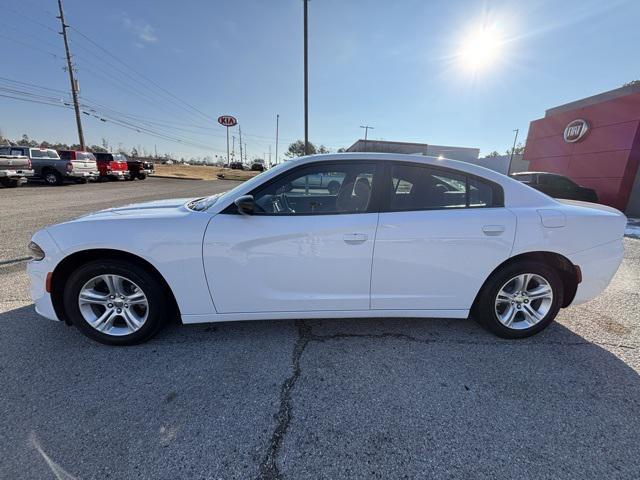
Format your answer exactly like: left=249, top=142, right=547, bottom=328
left=78, top=274, right=149, bottom=336
left=494, top=273, right=553, bottom=330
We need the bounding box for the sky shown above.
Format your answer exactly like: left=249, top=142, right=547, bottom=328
left=1, top=0, right=639, bottom=161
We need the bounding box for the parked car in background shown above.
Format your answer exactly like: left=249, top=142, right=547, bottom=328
left=0, top=147, right=32, bottom=187
left=93, top=152, right=130, bottom=181
left=230, top=162, right=245, bottom=170
left=8, top=146, right=95, bottom=186
left=27, top=153, right=626, bottom=345
left=56, top=150, right=100, bottom=183
left=124, top=156, right=154, bottom=180
left=251, top=160, right=265, bottom=171
left=510, top=172, right=599, bottom=203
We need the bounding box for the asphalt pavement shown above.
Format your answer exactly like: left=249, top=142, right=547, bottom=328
left=0, top=178, right=638, bottom=479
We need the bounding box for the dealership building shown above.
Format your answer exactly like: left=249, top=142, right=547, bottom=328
left=346, top=139, right=480, bottom=162
left=523, top=83, right=640, bottom=216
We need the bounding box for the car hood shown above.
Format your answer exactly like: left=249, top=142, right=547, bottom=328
left=70, top=197, right=197, bottom=222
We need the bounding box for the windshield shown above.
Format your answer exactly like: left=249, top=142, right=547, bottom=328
left=190, top=161, right=293, bottom=211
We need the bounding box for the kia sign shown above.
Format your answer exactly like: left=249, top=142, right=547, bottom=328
left=218, top=115, right=237, bottom=127
left=564, top=119, right=589, bottom=143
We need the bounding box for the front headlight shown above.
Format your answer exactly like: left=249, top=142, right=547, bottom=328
left=28, top=241, right=45, bottom=261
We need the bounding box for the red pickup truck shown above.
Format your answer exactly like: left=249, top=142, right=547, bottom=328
left=93, top=152, right=130, bottom=181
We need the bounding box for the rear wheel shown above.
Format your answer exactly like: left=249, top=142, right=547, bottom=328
left=474, top=261, right=563, bottom=338
left=43, top=170, right=63, bottom=186
left=137, top=172, right=147, bottom=180
left=63, top=259, right=169, bottom=345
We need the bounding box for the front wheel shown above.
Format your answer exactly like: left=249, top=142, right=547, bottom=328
left=63, top=259, right=170, bottom=345
left=137, top=172, right=147, bottom=180
left=474, top=261, right=563, bottom=339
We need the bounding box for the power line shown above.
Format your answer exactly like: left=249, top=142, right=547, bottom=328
left=70, top=27, right=216, bottom=123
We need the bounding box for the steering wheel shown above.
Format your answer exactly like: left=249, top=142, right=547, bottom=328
left=271, top=192, right=295, bottom=213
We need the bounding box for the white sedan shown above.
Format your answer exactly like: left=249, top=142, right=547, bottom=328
left=27, top=153, right=626, bottom=345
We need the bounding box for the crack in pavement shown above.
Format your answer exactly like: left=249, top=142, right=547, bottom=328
left=257, top=322, right=637, bottom=478
left=257, top=320, right=312, bottom=480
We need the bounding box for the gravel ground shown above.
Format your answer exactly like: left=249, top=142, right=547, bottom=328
left=0, top=179, right=638, bottom=479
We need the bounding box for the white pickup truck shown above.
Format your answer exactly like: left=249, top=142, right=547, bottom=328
left=0, top=150, right=32, bottom=188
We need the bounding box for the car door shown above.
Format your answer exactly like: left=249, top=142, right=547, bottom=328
left=370, top=162, right=516, bottom=311
left=202, top=161, right=381, bottom=314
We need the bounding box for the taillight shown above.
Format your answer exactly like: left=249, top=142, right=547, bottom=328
left=66, top=162, right=73, bottom=172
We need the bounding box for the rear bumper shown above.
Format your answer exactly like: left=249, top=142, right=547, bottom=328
left=0, top=169, right=33, bottom=178
left=67, top=171, right=99, bottom=179
left=105, top=171, right=129, bottom=179
left=568, top=239, right=624, bottom=305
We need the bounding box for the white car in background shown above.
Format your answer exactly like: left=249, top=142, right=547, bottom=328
left=27, top=153, right=626, bottom=345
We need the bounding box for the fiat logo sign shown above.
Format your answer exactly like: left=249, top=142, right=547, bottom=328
left=218, top=115, right=237, bottom=127
left=563, top=119, right=589, bottom=143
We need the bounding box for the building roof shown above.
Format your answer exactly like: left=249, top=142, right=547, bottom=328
left=546, top=83, right=640, bottom=116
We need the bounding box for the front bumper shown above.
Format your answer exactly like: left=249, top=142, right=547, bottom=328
left=568, top=239, right=624, bottom=305
left=27, top=229, right=62, bottom=322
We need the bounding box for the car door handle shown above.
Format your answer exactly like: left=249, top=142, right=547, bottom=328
left=482, top=225, right=505, bottom=236
left=343, top=233, right=368, bottom=244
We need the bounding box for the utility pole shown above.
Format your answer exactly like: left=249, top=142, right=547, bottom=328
left=238, top=126, right=243, bottom=165
left=275, top=114, right=279, bottom=165
left=57, top=0, right=85, bottom=150
left=508, top=128, right=519, bottom=174
left=303, top=0, right=309, bottom=155
left=268, top=145, right=271, bottom=168
left=232, top=135, right=236, bottom=161
left=360, top=125, right=374, bottom=151
left=154, top=144, right=158, bottom=159
left=244, top=142, right=247, bottom=163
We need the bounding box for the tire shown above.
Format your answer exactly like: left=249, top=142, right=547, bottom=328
left=0, top=178, right=21, bottom=188
left=43, top=170, right=63, bottom=186
left=63, top=259, right=170, bottom=345
left=76, top=178, right=88, bottom=184
left=473, top=261, right=563, bottom=339
left=137, top=173, right=147, bottom=180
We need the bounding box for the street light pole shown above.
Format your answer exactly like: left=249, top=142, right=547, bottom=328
left=275, top=114, right=279, bottom=165
left=303, top=0, right=309, bottom=155
left=508, top=128, right=519, bottom=174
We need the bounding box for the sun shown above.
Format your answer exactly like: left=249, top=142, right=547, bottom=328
left=458, top=24, right=504, bottom=72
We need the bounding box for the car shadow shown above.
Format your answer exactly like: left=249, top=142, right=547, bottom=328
left=1, top=305, right=639, bottom=478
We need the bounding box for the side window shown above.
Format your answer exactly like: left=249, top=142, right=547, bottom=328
left=250, top=163, right=377, bottom=215
left=551, top=176, right=576, bottom=189
left=389, top=164, right=466, bottom=210
left=388, top=163, right=500, bottom=211
left=469, top=177, right=494, bottom=207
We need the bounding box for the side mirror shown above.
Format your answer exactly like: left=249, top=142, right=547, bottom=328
left=234, top=195, right=254, bottom=215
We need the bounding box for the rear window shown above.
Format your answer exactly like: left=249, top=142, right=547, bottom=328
left=76, top=152, right=96, bottom=161
left=30, top=149, right=60, bottom=159
left=513, top=174, right=534, bottom=184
